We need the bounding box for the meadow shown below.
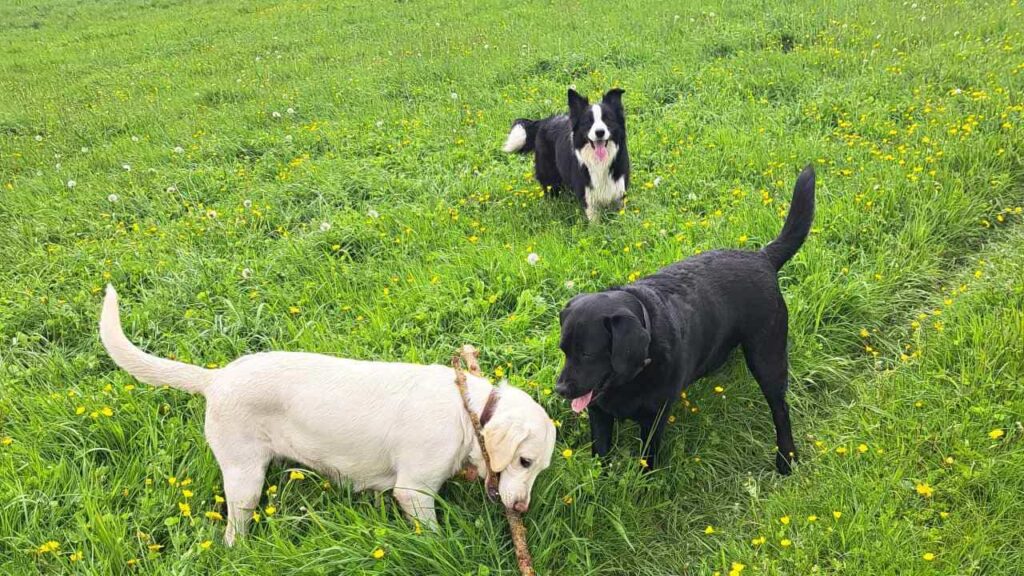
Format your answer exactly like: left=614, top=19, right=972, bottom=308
left=1, top=0, right=1022, bottom=574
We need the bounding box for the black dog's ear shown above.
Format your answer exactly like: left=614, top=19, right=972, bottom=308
left=606, top=313, right=650, bottom=378
left=568, top=89, right=589, bottom=119
left=602, top=88, right=625, bottom=109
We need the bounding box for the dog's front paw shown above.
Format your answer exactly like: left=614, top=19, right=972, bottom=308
left=776, top=450, right=796, bottom=475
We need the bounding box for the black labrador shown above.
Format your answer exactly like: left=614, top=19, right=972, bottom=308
left=555, top=165, right=815, bottom=474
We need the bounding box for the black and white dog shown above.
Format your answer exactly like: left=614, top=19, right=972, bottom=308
left=502, top=89, right=630, bottom=222
left=555, top=166, right=816, bottom=475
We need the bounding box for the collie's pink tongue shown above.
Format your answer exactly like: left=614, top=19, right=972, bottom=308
left=594, top=141, right=608, bottom=161
left=571, top=390, right=593, bottom=413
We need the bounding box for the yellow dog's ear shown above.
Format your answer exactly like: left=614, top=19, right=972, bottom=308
left=483, top=420, right=528, bottom=472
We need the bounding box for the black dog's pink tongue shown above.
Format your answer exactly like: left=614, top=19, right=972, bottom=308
left=571, top=390, right=593, bottom=413
left=594, top=140, right=608, bottom=162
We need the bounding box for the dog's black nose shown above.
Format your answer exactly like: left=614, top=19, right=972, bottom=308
left=594, top=128, right=606, bottom=139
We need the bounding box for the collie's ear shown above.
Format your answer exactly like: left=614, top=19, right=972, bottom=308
left=602, top=88, right=625, bottom=109
left=568, top=89, right=589, bottom=119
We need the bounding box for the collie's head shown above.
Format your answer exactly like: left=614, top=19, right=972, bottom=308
left=568, top=88, right=626, bottom=165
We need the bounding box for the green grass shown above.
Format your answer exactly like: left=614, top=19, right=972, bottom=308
left=1, top=0, right=1023, bottom=573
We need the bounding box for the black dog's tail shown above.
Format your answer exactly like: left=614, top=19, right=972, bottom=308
left=502, top=119, right=539, bottom=153
left=762, top=164, right=815, bottom=271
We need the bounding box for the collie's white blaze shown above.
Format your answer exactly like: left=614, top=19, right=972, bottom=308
left=502, top=123, right=527, bottom=152
left=587, top=104, right=609, bottom=142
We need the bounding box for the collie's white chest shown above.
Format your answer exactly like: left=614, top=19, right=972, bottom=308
left=575, top=141, right=625, bottom=221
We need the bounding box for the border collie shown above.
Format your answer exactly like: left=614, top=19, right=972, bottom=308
left=502, top=89, right=630, bottom=222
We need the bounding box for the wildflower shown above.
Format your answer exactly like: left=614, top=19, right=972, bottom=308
left=563, top=495, right=573, bottom=505
left=204, top=511, right=223, bottom=521
left=859, top=328, right=869, bottom=338
left=494, top=366, right=505, bottom=378
left=289, top=306, right=300, bottom=315
left=242, top=268, right=253, bottom=279
left=780, top=515, right=791, bottom=525
left=923, top=552, right=935, bottom=561
left=832, top=511, right=842, bottom=520
left=148, top=544, right=163, bottom=552
left=780, top=538, right=792, bottom=547
left=252, top=511, right=261, bottom=522
left=807, top=515, right=818, bottom=522
left=69, top=551, right=83, bottom=562
left=319, top=222, right=331, bottom=232
left=168, top=476, right=177, bottom=486
left=173, top=146, right=184, bottom=154
left=751, top=536, right=766, bottom=546
left=704, top=525, right=715, bottom=535
left=639, top=458, right=649, bottom=468
left=100, top=406, right=113, bottom=417
left=182, top=489, right=193, bottom=498
left=290, top=470, right=305, bottom=481
left=368, top=209, right=379, bottom=218
left=915, top=483, right=934, bottom=498
left=858, top=444, right=869, bottom=453
left=108, top=194, right=119, bottom=203
left=372, top=547, right=385, bottom=559
left=562, top=448, right=573, bottom=459
left=989, top=428, right=1005, bottom=440
left=272, top=111, right=282, bottom=118
left=287, top=107, right=295, bottom=114
left=214, top=495, right=225, bottom=503
left=36, top=541, right=60, bottom=554
left=714, top=386, right=725, bottom=394
left=67, top=180, right=76, bottom=188
left=200, top=541, right=212, bottom=550
left=122, top=164, right=131, bottom=171
left=729, top=562, right=746, bottom=576
left=1, top=437, right=12, bottom=446
left=179, top=502, right=191, bottom=517
left=835, top=446, right=848, bottom=455
left=526, top=252, right=540, bottom=265
left=264, top=505, right=276, bottom=516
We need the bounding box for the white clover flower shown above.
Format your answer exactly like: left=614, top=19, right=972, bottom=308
left=243, top=199, right=252, bottom=208
left=450, top=92, right=458, bottom=100
left=131, top=136, right=139, bottom=142
left=287, top=107, right=295, bottom=114
left=242, top=268, right=253, bottom=279
left=320, top=222, right=331, bottom=232
left=367, top=209, right=380, bottom=218
left=565, top=280, right=575, bottom=289
left=35, top=135, right=43, bottom=141
left=375, top=120, right=384, bottom=128
left=653, top=176, right=662, bottom=187
left=67, top=180, right=76, bottom=189
left=526, top=252, right=540, bottom=265
left=206, top=210, right=218, bottom=219
left=166, top=185, right=178, bottom=193
left=173, top=146, right=184, bottom=154
left=272, top=111, right=282, bottom=119
left=108, top=194, right=119, bottom=203
left=122, top=164, right=131, bottom=171
left=81, top=147, right=89, bottom=153
left=284, top=135, right=293, bottom=143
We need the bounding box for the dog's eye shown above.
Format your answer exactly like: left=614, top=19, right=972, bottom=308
left=519, top=457, right=533, bottom=468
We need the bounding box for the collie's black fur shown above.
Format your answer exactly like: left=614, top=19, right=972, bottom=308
left=503, top=89, right=631, bottom=222
left=555, top=165, right=816, bottom=474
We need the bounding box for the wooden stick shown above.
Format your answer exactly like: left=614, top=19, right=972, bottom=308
left=453, top=345, right=537, bottom=576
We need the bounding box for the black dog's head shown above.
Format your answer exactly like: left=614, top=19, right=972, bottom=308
left=554, top=292, right=650, bottom=412
left=568, top=88, right=626, bottom=165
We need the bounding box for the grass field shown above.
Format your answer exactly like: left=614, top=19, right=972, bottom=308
left=2, top=0, right=1023, bottom=574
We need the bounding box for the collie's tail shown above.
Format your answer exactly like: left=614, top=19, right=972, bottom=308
left=502, top=119, right=539, bottom=153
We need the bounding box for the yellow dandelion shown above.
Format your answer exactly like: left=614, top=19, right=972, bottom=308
left=200, top=540, right=213, bottom=550
left=858, top=444, right=869, bottom=454
left=36, top=541, right=60, bottom=554
left=69, top=551, right=83, bottom=562
left=0, top=437, right=12, bottom=446
left=807, top=515, right=818, bottom=522
left=713, top=386, right=725, bottom=394
left=75, top=406, right=86, bottom=415
left=372, top=547, right=385, bottom=560
left=264, top=505, right=276, bottom=516
left=832, top=511, right=842, bottom=520
left=989, top=428, right=1005, bottom=440
left=751, top=536, right=766, bottom=546
left=204, top=511, right=223, bottom=521
left=494, top=366, right=505, bottom=378
left=639, top=458, right=649, bottom=468
left=214, top=495, right=225, bottom=503
left=704, top=525, right=715, bottom=535
left=100, top=406, right=113, bottom=417
left=562, top=448, right=573, bottom=459
left=780, top=515, right=791, bottom=525
left=147, top=544, right=163, bottom=553
left=835, top=446, right=848, bottom=455
left=780, top=538, right=793, bottom=548
left=252, top=511, right=261, bottom=522
left=178, top=502, right=191, bottom=517
left=181, top=489, right=193, bottom=498
left=563, top=495, right=574, bottom=505
left=290, top=470, right=305, bottom=481
left=915, top=483, right=934, bottom=498
left=859, top=328, right=869, bottom=338
left=923, top=552, right=935, bottom=561
left=288, top=306, right=300, bottom=315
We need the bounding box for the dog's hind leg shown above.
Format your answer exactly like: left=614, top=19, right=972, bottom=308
left=742, top=311, right=798, bottom=475
left=208, top=429, right=271, bottom=546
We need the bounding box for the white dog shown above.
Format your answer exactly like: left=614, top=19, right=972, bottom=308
left=99, top=286, right=556, bottom=545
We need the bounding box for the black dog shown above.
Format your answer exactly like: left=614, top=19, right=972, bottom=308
left=502, top=89, right=630, bottom=222
left=555, top=165, right=815, bottom=474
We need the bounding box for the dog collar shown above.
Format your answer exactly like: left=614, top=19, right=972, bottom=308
left=479, top=388, right=500, bottom=427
